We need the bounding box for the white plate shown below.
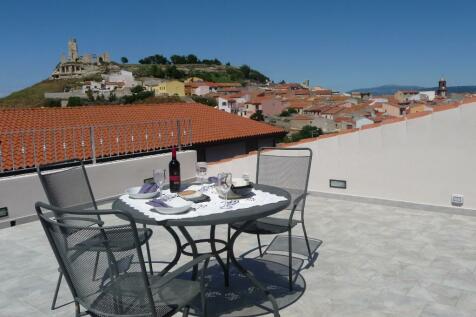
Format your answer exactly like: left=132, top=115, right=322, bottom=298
left=126, top=186, right=159, bottom=199
left=154, top=201, right=193, bottom=214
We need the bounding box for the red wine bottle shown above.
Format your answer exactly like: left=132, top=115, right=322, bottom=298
left=169, top=147, right=181, bottom=192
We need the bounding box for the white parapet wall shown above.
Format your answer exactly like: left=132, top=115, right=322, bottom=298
left=209, top=102, right=476, bottom=211
left=0, top=150, right=197, bottom=227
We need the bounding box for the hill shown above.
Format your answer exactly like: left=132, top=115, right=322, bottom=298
left=0, top=63, right=268, bottom=108
left=349, top=84, right=476, bottom=95
left=348, top=85, right=427, bottom=95
left=0, top=76, right=102, bottom=109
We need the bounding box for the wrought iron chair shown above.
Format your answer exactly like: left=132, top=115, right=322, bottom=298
left=37, top=160, right=154, bottom=310
left=35, top=202, right=210, bottom=317
left=229, top=147, right=313, bottom=290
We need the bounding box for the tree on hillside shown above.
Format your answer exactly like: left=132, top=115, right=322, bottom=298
left=250, top=110, right=265, bottom=121
left=186, top=54, right=199, bottom=64
left=279, top=107, right=298, bottom=117
left=239, top=65, right=251, bottom=78
left=131, top=85, right=145, bottom=94
left=170, top=55, right=187, bottom=64
left=202, top=58, right=222, bottom=65
left=165, top=65, right=185, bottom=79
left=139, top=54, right=169, bottom=64
left=121, top=57, right=128, bottom=64
left=150, top=65, right=165, bottom=78
left=67, top=96, right=82, bottom=107
left=191, top=95, right=217, bottom=107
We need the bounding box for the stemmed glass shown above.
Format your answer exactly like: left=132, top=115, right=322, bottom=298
left=217, top=172, right=232, bottom=208
left=196, top=162, right=208, bottom=190
left=153, top=168, right=166, bottom=198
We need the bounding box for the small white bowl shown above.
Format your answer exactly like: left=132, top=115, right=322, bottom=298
left=126, top=186, right=159, bottom=199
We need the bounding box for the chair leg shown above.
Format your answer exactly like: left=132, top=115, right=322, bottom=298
left=143, top=224, right=154, bottom=275
left=201, top=285, right=207, bottom=317
left=288, top=228, right=293, bottom=291
left=302, top=221, right=312, bottom=259
left=92, top=251, right=100, bottom=280
left=182, top=306, right=190, bottom=317
left=256, top=233, right=263, bottom=256
left=74, top=301, right=81, bottom=317
left=226, top=225, right=231, bottom=284
left=51, top=271, right=63, bottom=310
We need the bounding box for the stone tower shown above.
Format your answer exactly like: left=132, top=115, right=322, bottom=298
left=436, top=77, right=447, bottom=98
left=68, top=38, right=79, bottom=61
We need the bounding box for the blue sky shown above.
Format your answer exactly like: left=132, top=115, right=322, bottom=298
left=1, top=0, right=476, bottom=96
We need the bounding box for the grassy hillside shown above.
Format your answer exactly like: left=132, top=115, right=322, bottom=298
left=0, top=75, right=102, bottom=109
left=0, top=63, right=268, bottom=108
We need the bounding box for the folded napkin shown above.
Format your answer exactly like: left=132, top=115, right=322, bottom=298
left=139, top=183, right=158, bottom=194
left=146, top=198, right=171, bottom=208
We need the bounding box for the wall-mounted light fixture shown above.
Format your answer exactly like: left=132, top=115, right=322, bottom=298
left=329, top=179, right=347, bottom=189
left=0, top=207, right=8, bottom=218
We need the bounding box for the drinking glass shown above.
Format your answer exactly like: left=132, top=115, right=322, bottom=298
left=217, top=172, right=232, bottom=208
left=196, top=162, right=208, bottom=187
left=153, top=168, right=166, bottom=197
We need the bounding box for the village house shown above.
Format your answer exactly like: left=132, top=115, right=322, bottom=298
left=217, top=96, right=240, bottom=114
left=152, top=80, right=185, bottom=96
left=394, top=90, right=419, bottom=103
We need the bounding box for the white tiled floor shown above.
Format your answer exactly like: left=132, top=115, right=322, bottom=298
left=1, top=196, right=476, bottom=316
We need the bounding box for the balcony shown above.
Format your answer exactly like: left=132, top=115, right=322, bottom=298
left=1, top=100, right=476, bottom=316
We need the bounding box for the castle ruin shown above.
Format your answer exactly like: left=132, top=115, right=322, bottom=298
left=50, top=38, right=112, bottom=79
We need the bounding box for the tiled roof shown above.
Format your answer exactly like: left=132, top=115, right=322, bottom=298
left=321, top=106, right=345, bottom=114
left=0, top=103, right=285, bottom=171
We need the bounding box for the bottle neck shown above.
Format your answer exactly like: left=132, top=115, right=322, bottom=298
left=172, top=147, right=177, bottom=160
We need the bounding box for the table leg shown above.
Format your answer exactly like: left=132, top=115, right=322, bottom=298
left=210, top=225, right=229, bottom=287
left=159, top=226, right=182, bottom=276
left=178, top=226, right=198, bottom=279
left=228, top=220, right=280, bottom=317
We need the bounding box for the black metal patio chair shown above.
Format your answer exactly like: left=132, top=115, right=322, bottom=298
left=35, top=202, right=210, bottom=317
left=37, top=160, right=154, bottom=310
left=229, top=147, right=313, bottom=291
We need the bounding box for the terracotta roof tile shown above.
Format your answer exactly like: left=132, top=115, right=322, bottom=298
left=0, top=103, right=285, bottom=171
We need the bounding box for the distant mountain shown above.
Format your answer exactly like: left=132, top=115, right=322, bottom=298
left=349, top=84, right=476, bottom=96
left=348, top=85, right=427, bottom=95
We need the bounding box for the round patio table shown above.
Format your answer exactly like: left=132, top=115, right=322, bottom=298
left=112, top=183, right=291, bottom=317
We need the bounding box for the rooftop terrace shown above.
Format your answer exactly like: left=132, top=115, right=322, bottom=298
left=1, top=195, right=476, bottom=316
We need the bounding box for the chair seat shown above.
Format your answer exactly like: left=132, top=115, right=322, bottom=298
left=75, top=227, right=153, bottom=252
left=90, top=272, right=201, bottom=317
left=230, top=217, right=299, bottom=235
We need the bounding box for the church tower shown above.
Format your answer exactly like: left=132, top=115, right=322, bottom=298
left=436, top=77, right=447, bottom=98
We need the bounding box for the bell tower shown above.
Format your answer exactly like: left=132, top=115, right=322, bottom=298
left=436, top=77, right=447, bottom=98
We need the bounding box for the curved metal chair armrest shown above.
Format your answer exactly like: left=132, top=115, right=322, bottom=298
left=288, top=192, right=307, bottom=226
left=57, top=217, right=104, bottom=226
left=149, top=254, right=211, bottom=289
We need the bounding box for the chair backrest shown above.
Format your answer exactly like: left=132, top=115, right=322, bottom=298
left=256, top=147, right=312, bottom=212
left=37, top=160, right=98, bottom=210
left=35, top=202, right=156, bottom=316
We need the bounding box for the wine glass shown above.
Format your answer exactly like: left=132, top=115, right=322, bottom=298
left=196, top=162, right=208, bottom=190
left=217, top=172, right=232, bottom=208
left=153, top=168, right=166, bottom=197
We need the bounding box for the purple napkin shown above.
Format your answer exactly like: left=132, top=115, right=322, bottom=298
left=139, top=183, right=158, bottom=194
left=146, top=198, right=171, bottom=208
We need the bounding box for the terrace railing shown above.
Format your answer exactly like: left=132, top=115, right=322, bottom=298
left=0, top=119, right=192, bottom=175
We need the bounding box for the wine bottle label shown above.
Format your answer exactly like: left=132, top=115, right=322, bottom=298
left=170, top=176, right=181, bottom=182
